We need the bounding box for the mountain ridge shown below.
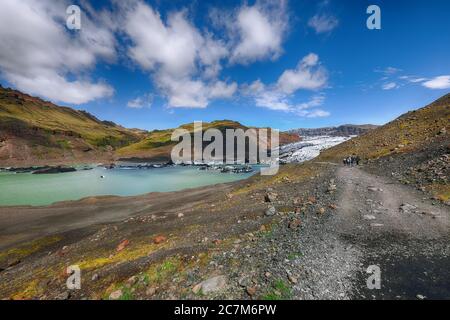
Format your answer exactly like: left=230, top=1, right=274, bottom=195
left=0, top=87, right=300, bottom=166
left=287, top=124, right=378, bottom=137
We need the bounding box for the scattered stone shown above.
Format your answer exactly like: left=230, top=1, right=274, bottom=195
left=91, top=273, right=99, bottom=281
left=288, top=219, right=301, bottom=229
left=195, top=275, right=227, bottom=294
left=288, top=275, right=298, bottom=284
left=328, top=204, right=337, bottom=210
left=368, top=187, right=383, bottom=192
left=246, top=286, right=257, bottom=296
left=264, top=192, right=278, bottom=202
left=317, top=208, right=325, bottom=215
left=327, top=184, right=337, bottom=193
left=146, top=287, right=156, bottom=296
left=259, top=225, right=267, bottom=232
left=192, top=283, right=202, bottom=294
left=307, top=196, right=317, bottom=204
left=109, top=289, right=123, bottom=300
left=363, top=215, right=376, bottom=220
left=126, top=276, right=138, bottom=287
left=370, top=223, right=384, bottom=227
left=153, top=235, right=167, bottom=244
left=177, top=213, right=184, bottom=218
left=399, top=203, right=417, bottom=213
left=265, top=206, right=276, bottom=216
left=56, top=291, right=70, bottom=300
left=116, top=239, right=129, bottom=252
left=416, top=294, right=426, bottom=300
left=238, top=276, right=251, bottom=287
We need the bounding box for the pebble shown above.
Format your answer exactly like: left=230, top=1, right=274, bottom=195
left=109, top=289, right=123, bottom=300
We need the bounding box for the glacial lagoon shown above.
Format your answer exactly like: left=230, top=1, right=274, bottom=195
left=0, top=165, right=256, bottom=206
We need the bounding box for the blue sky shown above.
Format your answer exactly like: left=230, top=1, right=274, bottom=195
left=0, top=0, right=449, bottom=131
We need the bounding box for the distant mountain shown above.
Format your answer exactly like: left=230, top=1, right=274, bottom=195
left=288, top=124, right=378, bottom=137
left=116, top=120, right=301, bottom=162
left=0, top=87, right=300, bottom=165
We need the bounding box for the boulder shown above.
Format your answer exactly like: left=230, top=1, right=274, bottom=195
left=194, top=275, right=227, bottom=294
left=265, top=206, right=276, bottom=216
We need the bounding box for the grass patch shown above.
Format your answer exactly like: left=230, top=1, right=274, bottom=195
left=146, top=256, right=183, bottom=284
left=0, top=235, right=61, bottom=264
left=261, top=279, right=293, bottom=300
left=75, top=240, right=170, bottom=270
left=287, top=252, right=303, bottom=260
left=430, top=184, right=450, bottom=202
left=10, top=279, right=42, bottom=300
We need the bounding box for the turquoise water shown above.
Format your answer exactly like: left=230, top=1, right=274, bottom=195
left=0, top=166, right=255, bottom=207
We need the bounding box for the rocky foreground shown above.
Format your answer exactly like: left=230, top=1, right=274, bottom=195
left=0, top=152, right=448, bottom=300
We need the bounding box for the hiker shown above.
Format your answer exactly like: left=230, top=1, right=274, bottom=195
left=355, top=155, right=361, bottom=166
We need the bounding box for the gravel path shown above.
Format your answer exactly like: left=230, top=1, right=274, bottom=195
left=292, top=166, right=450, bottom=300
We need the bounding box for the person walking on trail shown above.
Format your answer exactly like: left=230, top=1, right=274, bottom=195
left=355, top=155, right=361, bottom=166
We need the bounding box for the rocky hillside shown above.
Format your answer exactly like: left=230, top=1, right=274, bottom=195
left=288, top=124, right=377, bottom=137
left=318, top=93, right=450, bottom=203
left=319, top=94, right=449, bottom=162
left=0, top=86, right=145, bottom=166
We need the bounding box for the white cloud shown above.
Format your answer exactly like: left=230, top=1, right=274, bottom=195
left=124, top=4, right=201, bottom=77
left=209, top=0, right=288, bottom=65
left=422, top=75, right=450, bottom=89
left=253, top=92, right=329, bottom=117
left=122, top=1, right=235, bottom=108
left=382, top=82, right=398, bottom=90
left=157, top=75, right=236, bottom=108
left=0, top=0, right=115, bottom=104
left=375, top=67, right=402, bottom=75
left=245, top=79, right=266, bottom=94
left=297, top=94, right=325, bottom=110
left=308, top=14, right=339, bottom=34
left=277, top=53, right=328, bottom=94
left=230, top=1, right=288, bottom=64
left=243, top=54, right=330, bottom=118
left=127, top=94, right=153, bottom=109
left=408, top=77, right=427, bottom=83
left=255, top=91, right=291, bottom=111
left=298, top=108, right=330, bottom=118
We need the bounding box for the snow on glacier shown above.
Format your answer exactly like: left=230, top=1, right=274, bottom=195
left=279, top=135, right=353, bottom=163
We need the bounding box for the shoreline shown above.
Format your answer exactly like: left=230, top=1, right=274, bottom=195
left=0, top=180, right=239, bottom=250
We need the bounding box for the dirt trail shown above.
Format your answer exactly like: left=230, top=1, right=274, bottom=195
left=293, top=166, right=450, bottom=299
